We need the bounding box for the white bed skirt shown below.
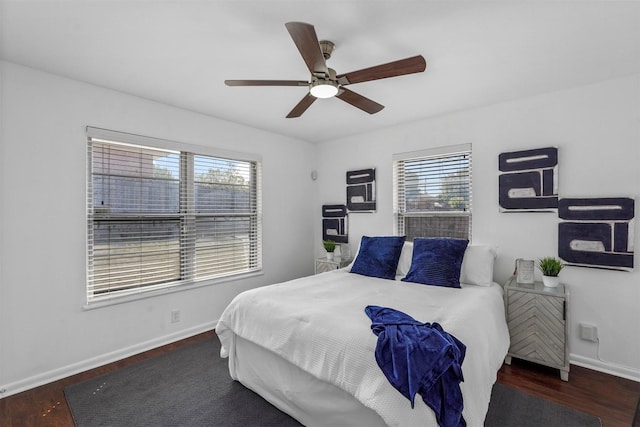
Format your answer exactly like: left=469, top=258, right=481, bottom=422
left=229, top=333, right=387, bottom=427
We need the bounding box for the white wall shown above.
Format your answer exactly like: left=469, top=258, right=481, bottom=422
left=315, top=74, right=640, bottom=381
left=0, top=61, right=317, bottom=396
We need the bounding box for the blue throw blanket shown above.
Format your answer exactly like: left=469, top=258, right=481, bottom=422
left=365, top=305, right=467, bottom=427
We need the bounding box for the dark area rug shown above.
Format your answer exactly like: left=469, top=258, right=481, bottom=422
left=65, top=337, right=601, bottom=427
left=486, top=383, right=601, bottom=427
left=65, top=338, right=300, bottom=427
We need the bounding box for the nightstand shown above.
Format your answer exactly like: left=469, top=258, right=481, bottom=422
left=315, top=257, right=352, bottom=274
left=503, top=276, right=570, bottom=381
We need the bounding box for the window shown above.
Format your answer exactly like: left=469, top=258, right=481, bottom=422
left=393, top=144, right=471, bottom=241
left=86, top=128, right=262, bottom=303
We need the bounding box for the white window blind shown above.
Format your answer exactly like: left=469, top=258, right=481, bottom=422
left=87, top=129, right=262, bottom=303
left=393, top=144, right=472, bottom=241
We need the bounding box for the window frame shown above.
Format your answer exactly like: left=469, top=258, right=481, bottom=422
left=85, top=127, right=262, bottom=307
left=393, top=144, right=472, bottom=241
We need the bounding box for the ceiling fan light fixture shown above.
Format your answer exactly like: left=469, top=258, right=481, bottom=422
left=309, top=79, right=339, bottom=98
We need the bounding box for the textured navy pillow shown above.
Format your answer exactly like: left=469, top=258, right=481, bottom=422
left=402, top=238, right=469, bottom=288
left=350, top=236, right=406, bottom=280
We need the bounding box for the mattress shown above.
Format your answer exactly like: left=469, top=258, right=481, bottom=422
left=230, top=334, right=387, bottom=426
left=216, top=269, right=509, bottom=427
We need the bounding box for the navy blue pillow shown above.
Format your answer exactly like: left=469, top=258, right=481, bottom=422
left=350, top=236, right=406, bottom=280
left=402, top=238, right=469, bottom=288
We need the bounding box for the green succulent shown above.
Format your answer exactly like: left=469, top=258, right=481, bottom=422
left=537, top=257, right=564, bottom=277
left=323, top=240, right=337, bottom=252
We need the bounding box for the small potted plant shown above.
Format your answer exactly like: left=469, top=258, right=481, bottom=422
left=537, top=257, right=564, bottom=288
left=323, top=240, right=337, bottom=261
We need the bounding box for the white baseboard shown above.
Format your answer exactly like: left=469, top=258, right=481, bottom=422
left=0, top=321, right=217, bottom=398
left=570, top=353, right=640, bottom=382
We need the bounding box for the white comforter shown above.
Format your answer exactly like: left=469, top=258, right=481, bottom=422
left=216, top=269, right=510, bottom=427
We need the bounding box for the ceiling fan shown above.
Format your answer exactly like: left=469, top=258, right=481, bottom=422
left=225, top=22, right=426, bottom=118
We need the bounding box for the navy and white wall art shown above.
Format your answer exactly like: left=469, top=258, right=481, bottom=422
left=322, top=204, right=348, bottom=243
left=558, top=197, right=635, bottom=271
left=346, top=168, right=376, bottom=212
left=499, top=147, right=558, bottom=212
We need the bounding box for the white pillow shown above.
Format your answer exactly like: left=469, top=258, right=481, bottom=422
left=395, top=241, right=414, bottom=278
left=345, top=240, right=361, bottom=271
left=459, top=245, right=498, bottom=286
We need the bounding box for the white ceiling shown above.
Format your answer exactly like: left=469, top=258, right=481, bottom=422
left=1, top=1, right=639, bottom=143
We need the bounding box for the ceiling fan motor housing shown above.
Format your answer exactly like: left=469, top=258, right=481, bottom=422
left=319, top=40, right=335, bottom=60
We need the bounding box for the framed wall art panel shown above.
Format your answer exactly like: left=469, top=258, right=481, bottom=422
left=322, top=204, right=348, bottom=243
left=346, top=168, right=376, bottom=212
left=499, top=147, right=558, bottom=212
left=558, top=197, right=634, bottom=271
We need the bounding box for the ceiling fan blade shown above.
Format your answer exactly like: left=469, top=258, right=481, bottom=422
left=286, top=93, right=317, bottom=118
left=225, top=80, right=308, bottom=87
left=336, top=55, right=426, bottom=85
left=336, top=88, right=384, bottom=115
left=285, top=22, right=329, bottom=76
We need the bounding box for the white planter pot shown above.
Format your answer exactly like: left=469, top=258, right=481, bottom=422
left=542, top=275, right=560, bottom=288
left=326, top=252, right=334, bottom=261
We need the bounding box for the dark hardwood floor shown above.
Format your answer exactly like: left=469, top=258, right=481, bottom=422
left=498, top=358, right=639, bottom=427
left=1, top=330, right=638, bottom=427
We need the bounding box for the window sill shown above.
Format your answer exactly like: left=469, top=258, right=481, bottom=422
left=82, top=270, right=264, bottom=311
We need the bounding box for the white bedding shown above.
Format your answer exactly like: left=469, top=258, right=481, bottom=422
left=216, top=269, right=510, bottom=427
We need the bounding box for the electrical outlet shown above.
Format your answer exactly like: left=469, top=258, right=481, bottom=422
left=170, top=309, right=181, bottom=323
left=579, top=323, right=598, bottom=342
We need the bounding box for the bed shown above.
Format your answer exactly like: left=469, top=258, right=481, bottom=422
left=216, top=237, right=510, bottom=427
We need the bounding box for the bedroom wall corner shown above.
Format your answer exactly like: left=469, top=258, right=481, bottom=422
left=0, top=61, right=8, bottom=399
